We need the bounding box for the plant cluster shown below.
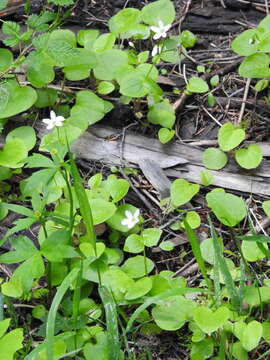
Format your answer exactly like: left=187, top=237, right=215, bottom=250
left=1, top=0, right=270, bottom=359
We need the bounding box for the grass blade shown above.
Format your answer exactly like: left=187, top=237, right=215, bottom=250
left=46, top=267, right=79, bottom=360
left=68, top=151, right=97, bottom=252
left=208, top=215, right=241, bottom=312
left=183, top=217, right=213, bottom=293
left=99, top=286, right=121, bottom=360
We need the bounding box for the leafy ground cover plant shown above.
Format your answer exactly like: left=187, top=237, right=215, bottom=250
left=1, top=1, right=270, bottom=359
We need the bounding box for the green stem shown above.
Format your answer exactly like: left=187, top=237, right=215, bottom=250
left=143, top=247, right=148, bottom=276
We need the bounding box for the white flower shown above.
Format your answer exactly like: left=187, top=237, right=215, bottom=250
left=151, top=44, right=162, bottom=57
left=150, top=20, right=171, bottom=40
left=121, top=209, right=140, bottom=229
left=42, top=110, right=65, bottom=130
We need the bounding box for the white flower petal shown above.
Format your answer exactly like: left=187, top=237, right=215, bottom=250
left=134, top=209, right=140, bottom=218
left=150, top=25, right=160, bottom=33
left=121, top=218, right=129, bottom=226
left=153, top=33, right=161, bottom=40
left=124, top=210, right=132, bottom=218
left=152, top=45, right=158, bottom=57
left=158, top=19, right=164, bottom=27
left=50, top=110, right=56, bottom=121
left=46, top=123, right=54, bottom=130
left=42, top=118, right=52, bottom=125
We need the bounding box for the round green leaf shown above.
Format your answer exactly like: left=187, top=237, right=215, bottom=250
left=218, top=122, right=245, bottom=151
left=159, top=240, right=174, bottom=251
left=152, top=295, right=195, bottom=331
left=93, top=49, right=128, bottom=81
left=200, top=170, right=214, bottom=186
left=181, top=211, right=201, bottom=229
left=93, top=33, right=116, bottom=52
left=235, top=144, right=263, bottom=169
left=186, top=77, right=209, bottom=93
left=109, top=8, right=141, bottom=35
left=97, top=81, right=115, bottom=95
left=231, top=29, right=258, bottom=56
left=0, top=138, right=27, bottom=168
left=121, top=255, right=154, bottom=278
left=241, top=240, right=268, bottom=262
left=125, top=276, right=152, bottom=300
left=0, top=48, right=13, bottom=72
left=141, top=0, right=176, bottom=26
left=158, top=128, right=175, bottom=144
left=239, top=53, right=270, bottom=78
left=89, top=199, right=116, bottom=225
left=6, top=126, right=36, bottom=151
left=181, top=30, right=197, bottom=48
left=142, top=228, right=162, bottom=247
left=148, top=100, right=176, bottom=128
left=193, top=306, right=230, bottom=334
left=171, top=178, right=200, bottom=207
left=124, top=234, right=144, bottom=253
left=203, top=147, right=228, bottom=170
left=206, top=189, right=247, bottom=227
left=0, top=80, right=37, bottom=119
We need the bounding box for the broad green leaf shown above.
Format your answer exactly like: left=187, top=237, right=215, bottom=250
left=141, top=0, right=175, bottom=26
left=152, top=295, right=195, bottom=330
left=79, top=242, right=105, bottom=259
left=181, top=30, right=197, bottom=48
left=35, top=88, right=57, bottom=108
left=6, top=126, right=36, bottom=151
left=243, top=286, right=270, bottom=307
left=77, top=29, right=99, bottom=49
left=142, top=228, right=162, bottom=247
left=89, top=199, right=116, bottom=225
left=102, top=267, right=134, bottom=300
left=241, top=240, right=267, bottom=262
left=0, top=48, right=13, bottom=72
left=171, top=178, right=200, bottom=207
left=148, top=100, right=175, bottom=128
left=193, top=306, right=229, bottom=334
left=0, top=328, right=23, bottom=360
left=109, top=8, right=141, bottom=35
left=231, top=29, right=258, bottom=56
left=235, top=144, right=263, bottom=169
left=0, top=319, right=10, bottom=338
left=200, top=170, right=214, bottom=186
left=234, top=320, right=262, bottom=352
left=181, top=211, right=201, bottom=229
left=0, top=236, right=37, bottom=264
left=121, top=255, right=154, bottom=278
left=93, top=33, right=116, bottom=52
left=159, top=240, right=174, bottom=251
left=158, top=128, right=175, bottom=144
left=93, top=49, right=128, bottom=81
left=239, top=53, right=270, bottom=78
left=206, top=190, right=247, bottom=227
left=0, top=80, right=37, bottom=119
left=191, top=338, right=214, bottom=360
left=218, top=122, right=245, bottom=151
left=1, top=279, right=23, bottom=298
left=203, top=147, right=228, bottom=170
left=0, top=138, right=27, bottom=168
left=124, top=234, right=144, bottom=253
left=125, top=277, right=152, bottom=300
left=186, top=77, right=209, bottom=93
left=97, top=81, right=115, bottom=95
left=84, top=332, right=109, bottom=360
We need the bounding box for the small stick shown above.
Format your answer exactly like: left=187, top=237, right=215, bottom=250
left=237, top=78, right=251, bottom=126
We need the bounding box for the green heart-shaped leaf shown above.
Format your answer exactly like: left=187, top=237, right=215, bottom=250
left=193, top=306, right=229, bottom=334
left=0, top=80, right=37, bottom=119
left=235, top=144, right=263, bottom=169
left=171, top=178, right=200, bottom=207
left=218, top=122, right=245, bottom=151
left=0, top=138, right=27, bottom=168
left=203, top=147, right=228, bottom=170
left=234, top=320, right=262, bottom=351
